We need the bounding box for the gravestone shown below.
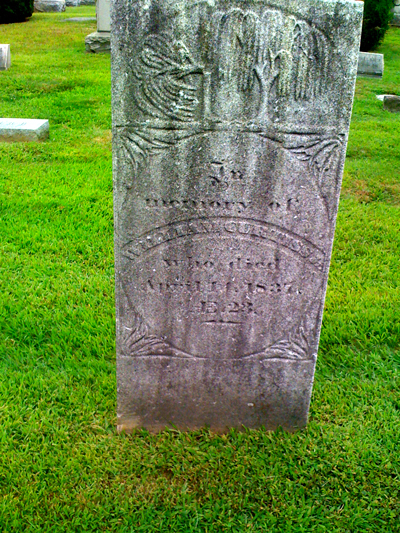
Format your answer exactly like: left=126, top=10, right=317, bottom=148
left=0, top=119, right=49, bottom=142
left=64, top=17, right=96, bottom=21
left=112, top=0, right=363, bottom=432
left=34, top=0, right=66, bottom=12
left=384, top=95, right=400, bottom=112
left=392, top=0, right=400, bottom=27
left=357, top=52, right=384, bottom=78
left=0, top=45, right=11, bottom=71
left=85, top=0, right=110, bottom=53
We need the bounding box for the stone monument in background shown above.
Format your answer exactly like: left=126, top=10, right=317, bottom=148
left=34, top=0, right=66, bottom=12
left=392, top=0, right=400, bottom=26
left=85, top=0, right=110, bottom=53
left=112, top=0, right=363, bottom=432
left=0, top=45, right=11, bottom=71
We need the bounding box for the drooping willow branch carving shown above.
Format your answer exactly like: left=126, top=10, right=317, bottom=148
left=217, top=8, right=330, bottom=115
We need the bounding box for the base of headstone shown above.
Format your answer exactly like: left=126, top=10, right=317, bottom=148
left=34, top=0, right=66, bottom=12
left=384, top=96, right=400, bottom=113
left=0, top=119, right=49, bottom=142
left=66, top=0, right=80, bottom=5
left=117, top=358, right=315, bottom=433
left=357, top=52, right=384, bottom=78
left=0, top=45, right=11, bottom=71
left=85, top=31, right=111, bottom=53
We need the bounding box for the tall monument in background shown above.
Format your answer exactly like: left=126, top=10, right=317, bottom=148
left=85, top=0, right=111, bottom=53
left=111, top=0, right=363, bottom=432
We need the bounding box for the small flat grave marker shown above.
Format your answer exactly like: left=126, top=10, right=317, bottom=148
left=384, top=96, right=400, bottom=113
left=358, top=52, right=384, bottom=78
left=0, top=119, right=49, bottom=142
left=64, top=17, right=96, bottom=22
left=0, top=45, right=11, bottom=71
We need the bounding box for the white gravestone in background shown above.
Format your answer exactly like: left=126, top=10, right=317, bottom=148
left=0, top=45, right=11, bottom=71
left=97, top=0, right=110, bottom=32
left=0, top=119, right=49, bottom=142
left=34, top=0, right=66, bottom=12
left=85, top=0, right=111, bottom=53
left=357, top=52, right=384, bottom=78
left=392, top=0, right=400, bottom=27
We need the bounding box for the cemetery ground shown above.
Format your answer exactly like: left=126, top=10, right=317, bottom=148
left=0, top=7, right=399, bottom=532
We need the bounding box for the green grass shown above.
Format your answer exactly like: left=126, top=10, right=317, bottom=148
left=0, top=8, right=399, bottom=532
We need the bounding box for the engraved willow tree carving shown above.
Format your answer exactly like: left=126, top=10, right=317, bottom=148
left=133, top=34, right=204, bottom=122
left=217, top=8, right=329, bottom=116
left=119, top=7, right=338, bottom=217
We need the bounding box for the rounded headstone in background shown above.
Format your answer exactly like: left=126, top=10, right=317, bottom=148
left=0, top=45, right=11, bottom=72
left=34, top=0, right=66, bottom=12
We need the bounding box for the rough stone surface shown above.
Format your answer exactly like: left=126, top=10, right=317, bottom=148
left=0, top=119, right=49, bottom=142
left=0, top=45, right=11, bottom=71
left=357, top=52, right=384, bottom=78
left=34, top=0, right=66, bottom=12
left=384, top=95, right=400, bottom=112
left=66, top=0, right=80, bottom=5
left=112, top=0, right=363, bottom=433
left=85, top=31, right=110, bottom=53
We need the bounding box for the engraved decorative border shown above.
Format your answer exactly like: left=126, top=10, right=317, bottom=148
left=116, top=122, right=344, bottom=219
left=119, top=263, right=322, bottom=363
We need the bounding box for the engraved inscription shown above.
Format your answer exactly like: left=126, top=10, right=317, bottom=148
left=120, top=228, right=324, bottom=360
left=145, top=198, right=248, bottom=211
left=122, top=217, right=325, bottom=271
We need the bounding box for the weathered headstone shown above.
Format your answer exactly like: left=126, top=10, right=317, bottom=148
left=112, top=0, right=363, bottom=432
left=392, top=0, right=400, bottom=27
left=85, top=0, right=110, bottom=53
left=357, top=52, right=384, bottom=78
left=0, top=119, right=49, bottom=142
left=0, top=45, right=11, bottom=71
left=34, top=0, right=66, bottom=12
left=384, top=95, right=400, bottom=112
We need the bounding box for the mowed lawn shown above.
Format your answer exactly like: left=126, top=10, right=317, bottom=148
left=0, top=7, right=399, bottom=532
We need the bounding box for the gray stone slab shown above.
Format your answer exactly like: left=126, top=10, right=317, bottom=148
left=85, top=31, right=110, bottom=53
left=112, top=0, right=363, bottom=433
left=384, top=95, right=400, bottom=112
left=64, top=17, right=96, bottom=21
left=376, top=94, right=392, bottom=101
left=0, top=45, right=11, bottom=71
left=0, top=119, right=49, bottom=142
left=357, top=52, right=384, bottom=78
left=34, top=0, right=66, bottom=12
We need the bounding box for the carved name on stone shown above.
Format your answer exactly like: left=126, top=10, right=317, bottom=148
left=112, top=0, right=363, bottom=432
